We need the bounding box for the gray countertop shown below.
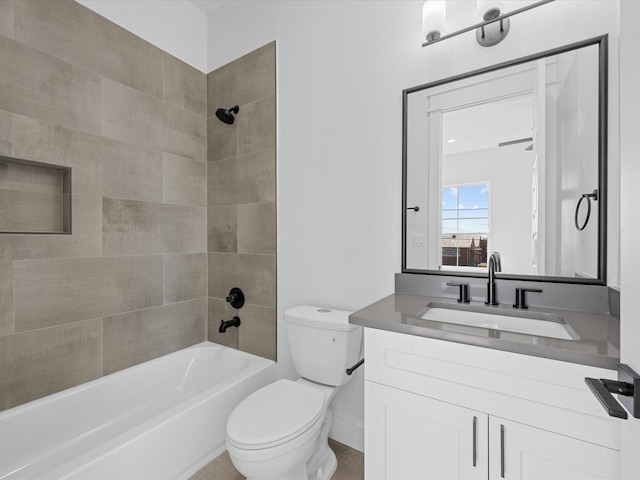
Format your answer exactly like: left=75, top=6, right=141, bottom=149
left=349, top=293, right=620, bottom=370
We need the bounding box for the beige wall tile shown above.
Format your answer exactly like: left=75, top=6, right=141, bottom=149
left=208, top=253, right=238, bottom=300
left=0, top=193, right=102, bottom=261
left=0, top=0, right=214, bottom=411
left=0, top=318, right=102, bottom=412
left=103, top=198, right=206, bottom=256
left=209, top=253, right=276, bottom=308
left=207, top=112, right=237, bottom=162
left=237, top=148, right=276, bottom=204
left=103, top=298, right=206, bottom=374
left=0, top=35, right=101, bottom=135
left=0, top=260, right=13, bottom=336
left=164, top=253, right=208, bottom=304
left=164, top=52, right=206, bottom=118
left=207, top=42, right=276, bottom=117
left=102, top=146, right=163, bottom=203
left=163, top=152, right=207, bottom=207
left=11, top=115, right=103, bottom=196
left=0, top=110, right=11, bottom=156
left=237, top=202, right=276, bottom=254
left=162, top=102, right=207, bottom=162
left=208, top=205, right=237, bottom=253
left=14, top=0, right=163, bottom=99
left=14, top=255, right=163, bottom=331
left=238, top=304, right=276, bottom=361
left=207, top=156, right=238, bottom=207
left=237, top=254, right=276, bottom=308
left=101, top=79, right=163, bottom=150
left=237, top=95, right=276, bottom=156
left=0, top=1, right=14, bottom=39
left=13, top=114, right=162, bottom=203
left=207, top=297, right=239, bottom=349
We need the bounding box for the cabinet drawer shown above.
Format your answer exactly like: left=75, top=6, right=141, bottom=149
left=364, top=327, right=621, bottom=449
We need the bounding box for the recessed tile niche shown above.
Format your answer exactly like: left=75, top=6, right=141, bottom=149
left=0, top=155, right=71, bottom=234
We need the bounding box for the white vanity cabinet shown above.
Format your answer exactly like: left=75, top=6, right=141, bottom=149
left=364, top=328, right=621, bottom=480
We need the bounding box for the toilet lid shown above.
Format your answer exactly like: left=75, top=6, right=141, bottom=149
left=227, top=379, right=325, bottom=449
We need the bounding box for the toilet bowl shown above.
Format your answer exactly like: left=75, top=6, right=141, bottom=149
left=226, top=379, right=332, bottom=480
left=225, top=306, right=362, bottom=480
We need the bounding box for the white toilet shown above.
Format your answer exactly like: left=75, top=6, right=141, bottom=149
left=225, top=305, right=363, bottom=480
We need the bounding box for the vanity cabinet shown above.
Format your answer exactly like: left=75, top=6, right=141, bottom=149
left=364, top=328, right=620, bottom=480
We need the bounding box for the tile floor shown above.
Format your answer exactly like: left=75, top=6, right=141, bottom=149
left=189, top=439, right=364, bottom=480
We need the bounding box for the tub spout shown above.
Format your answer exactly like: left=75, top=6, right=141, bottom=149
left=219, top=316, right=241, bottom=333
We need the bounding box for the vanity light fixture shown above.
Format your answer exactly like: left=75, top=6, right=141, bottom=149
left=422, top=0, right=446, bottom=43
left=422, top=0, right=554, bottom=48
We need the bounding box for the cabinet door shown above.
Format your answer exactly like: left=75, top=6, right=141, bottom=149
left=365, top=381, right=487, bottom=480
left=489, top=417, right=619, bottom=480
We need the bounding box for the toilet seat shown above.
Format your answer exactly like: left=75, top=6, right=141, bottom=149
left=227, top=379, right=325, bottom=450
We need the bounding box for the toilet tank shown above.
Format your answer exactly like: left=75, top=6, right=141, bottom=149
left=285, top=306, right=363, bottom=387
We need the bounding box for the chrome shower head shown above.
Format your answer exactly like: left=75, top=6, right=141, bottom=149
left=215, top=105, right=239, bottom=125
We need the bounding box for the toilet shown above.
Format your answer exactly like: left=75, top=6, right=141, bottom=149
left=225, top=305, right=363, bottom=480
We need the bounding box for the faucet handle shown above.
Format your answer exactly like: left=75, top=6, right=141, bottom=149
left=447, top=282, right=470, bottom=303
left=513, top=287, right=542, bottom=309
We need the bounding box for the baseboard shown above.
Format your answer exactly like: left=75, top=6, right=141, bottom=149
left=329, top=413, right=364, bottom=453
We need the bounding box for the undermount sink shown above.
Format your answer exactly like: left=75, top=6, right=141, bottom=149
left=418, top=302, right=580, bottom=341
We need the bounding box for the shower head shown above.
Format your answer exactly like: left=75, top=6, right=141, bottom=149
left=215, top=105, right=240, bottom=125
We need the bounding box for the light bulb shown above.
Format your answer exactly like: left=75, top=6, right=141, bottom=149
left=477, top=0, right=505, bottom=21
left=422, top=0, right=446, bottom=43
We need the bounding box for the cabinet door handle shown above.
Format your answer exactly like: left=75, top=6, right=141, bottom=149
left=500, top=424, right=505, bottom=478
left=472, top=416, right=477, bottom=466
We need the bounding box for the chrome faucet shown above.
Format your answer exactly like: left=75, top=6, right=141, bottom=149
left=485, top=251, right=502, bottom=306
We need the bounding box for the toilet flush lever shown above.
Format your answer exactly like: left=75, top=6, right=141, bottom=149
left=346, top=358, right=364, bottom=376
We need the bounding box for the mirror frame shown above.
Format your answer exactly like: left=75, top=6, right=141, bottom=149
left=402, top=35, right=608, bottom=285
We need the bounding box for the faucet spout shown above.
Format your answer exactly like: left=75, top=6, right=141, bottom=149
left=219, top=316, right=241, bottom=333
left=485, top=251, right=501, bottom=306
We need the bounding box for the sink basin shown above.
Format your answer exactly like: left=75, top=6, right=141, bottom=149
left=418, top=302, right=580, bottom=341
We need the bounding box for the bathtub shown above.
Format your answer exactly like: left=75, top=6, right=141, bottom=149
left=0, top=342, right=276, bottom=480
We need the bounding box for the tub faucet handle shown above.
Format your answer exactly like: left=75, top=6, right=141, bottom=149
left=225, top=287, right=245, bottom=309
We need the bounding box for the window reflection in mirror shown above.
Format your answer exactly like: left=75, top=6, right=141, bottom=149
left=441, top=183, right=489, bottom=271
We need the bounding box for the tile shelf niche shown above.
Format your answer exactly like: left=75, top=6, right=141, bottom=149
left=0, top=155, right=71, bottom=234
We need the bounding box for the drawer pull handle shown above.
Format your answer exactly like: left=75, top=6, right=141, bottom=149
left=472, top=416, right=477, bottom=467
left=500, top=424, right=505, bottom=478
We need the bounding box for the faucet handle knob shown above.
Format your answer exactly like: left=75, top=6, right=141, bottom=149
left=447, top=282, right=471, bottom=303
left=513, top=287, right=542, bottom=309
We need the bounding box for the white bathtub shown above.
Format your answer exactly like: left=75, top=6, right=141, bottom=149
left=0, top=342, right=276, bottom=480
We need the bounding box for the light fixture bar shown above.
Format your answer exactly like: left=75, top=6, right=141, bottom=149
left=498, top=137, right=533, bottom=147
left=421, top=0, right=555, bottom=47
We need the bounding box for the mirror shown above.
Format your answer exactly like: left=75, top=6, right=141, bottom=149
left=403, top=35, right=607, bottom=284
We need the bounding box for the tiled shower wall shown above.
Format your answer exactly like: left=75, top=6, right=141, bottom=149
left=206, top=43, right=277, bottom=361
left=0, top=0, right=208, bottom=412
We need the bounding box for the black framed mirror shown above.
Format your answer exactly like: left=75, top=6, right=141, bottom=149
left=402, top=35, right=608, bottom=285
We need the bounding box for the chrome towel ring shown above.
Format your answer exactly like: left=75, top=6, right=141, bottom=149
left=575, top=189, right=598, bottom=231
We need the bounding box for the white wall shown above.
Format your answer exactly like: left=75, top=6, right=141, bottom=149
left=619, top=0, right=640, bottom=475
left=77, top=0, right=208, bottom=72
